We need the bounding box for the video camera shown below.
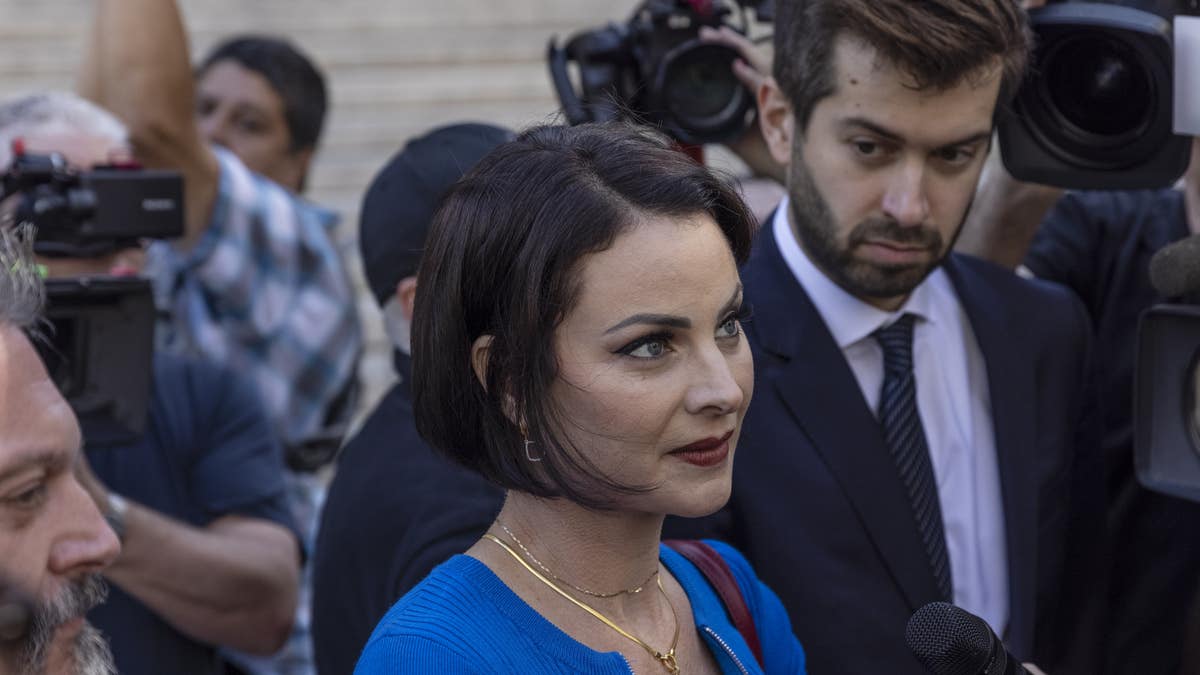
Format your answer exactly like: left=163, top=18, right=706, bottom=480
left=999, top=0, right=1200, bottom=189
left=551, top=0, right=1198, bottom=191
left=1136, top=234, right=1200, bottom=503
left=1, top=146, right=184, bottom=446
left=548, top=0, right=773, bottom=146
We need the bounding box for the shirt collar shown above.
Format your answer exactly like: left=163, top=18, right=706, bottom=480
left=771, top=197, right=948, bottom=348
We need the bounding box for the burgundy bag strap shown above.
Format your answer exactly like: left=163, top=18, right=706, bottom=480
left=664, top=539, right=763, bottom=666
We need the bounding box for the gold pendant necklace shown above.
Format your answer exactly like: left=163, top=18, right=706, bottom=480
left=483, top=533, right=681, bottom=675
left=496, top=521, right=659, bottom=598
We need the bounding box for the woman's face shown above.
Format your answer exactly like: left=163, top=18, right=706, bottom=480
left=550, top=211, right=752, bottom=517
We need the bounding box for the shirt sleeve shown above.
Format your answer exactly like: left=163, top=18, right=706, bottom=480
left=706, top=539, right=808, bottom=674
left=146, top=147, right=361, bottom=447
left=186, top=359, right=298, bottom=541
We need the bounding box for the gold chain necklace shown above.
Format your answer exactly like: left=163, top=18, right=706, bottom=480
left=483, top=533, right=680, bottom=674
left=496, top=521, right=659, bottom=598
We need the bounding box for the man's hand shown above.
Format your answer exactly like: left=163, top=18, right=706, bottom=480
left=698, top=25, right=786, bottom=184
left=699, top=25, right=770, bottom=96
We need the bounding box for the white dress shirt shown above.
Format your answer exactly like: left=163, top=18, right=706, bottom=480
left=771, top=200, right=1010, bottom=637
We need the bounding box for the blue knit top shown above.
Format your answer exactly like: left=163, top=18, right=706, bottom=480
left=354, top=540, right=806, bottom=674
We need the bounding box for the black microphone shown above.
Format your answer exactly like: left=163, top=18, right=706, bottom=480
left=1148, top=233, right=1200, bottom=298
left=906, top=602, right=1030, bottom=675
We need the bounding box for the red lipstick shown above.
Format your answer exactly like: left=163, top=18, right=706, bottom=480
left=670, top=430, right=734, bottom=467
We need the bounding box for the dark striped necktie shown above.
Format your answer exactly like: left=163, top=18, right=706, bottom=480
left=873, top=313, right=953, bottom=602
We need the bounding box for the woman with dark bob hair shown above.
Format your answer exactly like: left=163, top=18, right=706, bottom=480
left=354, top=123, right=806, bottom=674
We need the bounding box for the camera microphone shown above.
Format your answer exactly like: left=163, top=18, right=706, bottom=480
left=1148, top=232, right=1200, bottom=298
left=906, top=602, right=1030, bottom=675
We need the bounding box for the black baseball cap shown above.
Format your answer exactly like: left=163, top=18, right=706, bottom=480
left=359, top=122, right=513, bottom=306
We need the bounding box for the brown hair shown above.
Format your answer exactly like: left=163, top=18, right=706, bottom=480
left=773, top=0, right=1033, bottom=131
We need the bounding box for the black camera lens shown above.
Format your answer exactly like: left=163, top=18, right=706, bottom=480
left=663, top=46, right=742, bottom=120
left=1013, top=21, right=1174, bottom=173
left=1044, top=34, right=1152, bottom=138
left=654, top=41, right=753, bottom=144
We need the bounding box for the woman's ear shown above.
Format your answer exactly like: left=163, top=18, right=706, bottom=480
left=470, top=334, right=493, bottom=390
left=471, top=333, right=523, bottom=427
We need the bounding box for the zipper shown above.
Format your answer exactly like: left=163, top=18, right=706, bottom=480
left=703, top=626, right=751, bottom=675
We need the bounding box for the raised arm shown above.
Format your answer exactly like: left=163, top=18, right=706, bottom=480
left=79, top=0, right=219, bottom=251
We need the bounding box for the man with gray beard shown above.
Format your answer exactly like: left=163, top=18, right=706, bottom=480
left=0, top=225, right=120, bottom=674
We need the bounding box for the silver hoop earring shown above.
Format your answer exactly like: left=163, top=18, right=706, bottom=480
left=524, top=439, right=543, bottom=462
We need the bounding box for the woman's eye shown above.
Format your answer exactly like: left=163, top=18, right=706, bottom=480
left=626, top=338, right=668, bottom=359
left=716, top=317, right=740, bottom=339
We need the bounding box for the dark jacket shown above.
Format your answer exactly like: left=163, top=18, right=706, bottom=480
left=669, top=227, right=1107, bottom=675
left=311, top=352, right=503, bottom=675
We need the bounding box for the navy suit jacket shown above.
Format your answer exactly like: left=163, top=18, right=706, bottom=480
left=668, top=227, right=1107, bottom=674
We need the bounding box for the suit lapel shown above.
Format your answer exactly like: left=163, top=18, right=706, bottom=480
left=943, top=255, right=1038, bottom=653
left=745, top=228, right=944, bottom=611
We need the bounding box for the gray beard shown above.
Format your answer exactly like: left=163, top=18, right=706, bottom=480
left=19, top=575, right=115, bottom=675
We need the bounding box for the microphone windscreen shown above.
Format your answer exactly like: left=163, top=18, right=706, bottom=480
left=1149, top=233, right=1200, bottom=298
left=906, top=602, right=996, bottom=675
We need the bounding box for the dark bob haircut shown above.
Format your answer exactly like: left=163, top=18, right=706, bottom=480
left=411, top=122, right=755, bottom=509
left=198, top=35, right=328, bottom=153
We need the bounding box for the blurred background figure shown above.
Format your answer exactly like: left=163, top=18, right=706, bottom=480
left=0, top=92, right=303, bottom=675
left=311, top=122, right=509, bottom=675
left=0, top=225, right=120, bottom=675
left=79, top=2, right=364, bottom=672
left=195, top=35, right=327, bottom=195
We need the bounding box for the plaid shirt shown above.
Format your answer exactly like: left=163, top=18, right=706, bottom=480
left=146, top=147, right=361, bottom=450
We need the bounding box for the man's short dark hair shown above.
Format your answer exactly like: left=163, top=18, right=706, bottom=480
left=774, top=0, right=1032, bottom=132
left=198, top=35, right=328, bottom=152
left=411, top=122, right=756, bottom=509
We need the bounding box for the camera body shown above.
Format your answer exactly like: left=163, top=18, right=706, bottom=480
left=2, top=150, right=183, bottom=257
left=548, top=0, right=771, bottom=146
left=1135, top=303, right=1200, bottom=502
left=999, top=1, right=1195, bottom=189
left=2, top=147, right=183, bottom=446
left=39, top=276, right=158, bottom=446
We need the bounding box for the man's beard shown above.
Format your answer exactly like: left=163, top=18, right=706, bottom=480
left=787, top=140, right=957, bottom=302
left=18, top=574, right=115, bottom=675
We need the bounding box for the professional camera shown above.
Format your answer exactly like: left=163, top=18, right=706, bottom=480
left=999, top=0, right=1199, bottom=189
left=1136, top=235, right=1200, bottom=502
left=1, top=147, right=184, bottom=446
left=548, top=0, right=773, bottom=146
left=2, top=148, right=182, bottom=257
